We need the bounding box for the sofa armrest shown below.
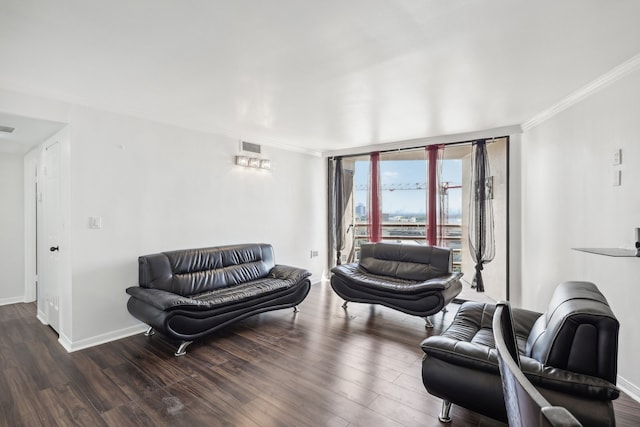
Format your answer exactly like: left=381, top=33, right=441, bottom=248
left=269, top=264, right=312, bottom=283
left=126, top=286, right=208, bottom=311
left=421, top=336, right=619, bottom=401
left=522, top=358, right=620, bottom=401
left=420, top=272, right=463, bottom=290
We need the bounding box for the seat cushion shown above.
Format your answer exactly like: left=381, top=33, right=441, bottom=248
left=421, top=302, right=542, bottom=373
left=191, top=277, right=296, bottom=308
left=331, top=263, right=461, bottom=295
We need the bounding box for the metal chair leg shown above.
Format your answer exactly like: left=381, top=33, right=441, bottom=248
left=439, top=400, right=452, bottom=423
left=424, top=317, right=434, bottom=328
left=144, top=326, right=155, bottom=336
left=174, top=341, right=193, bottom=357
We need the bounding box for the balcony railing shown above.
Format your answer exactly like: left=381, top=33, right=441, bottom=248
left=350, top=222, right=462, bottom=271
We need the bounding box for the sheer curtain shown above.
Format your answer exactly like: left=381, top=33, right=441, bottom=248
left=468, top=139, right=495, bottom=292
left=368, top=152, right=382, bottom=242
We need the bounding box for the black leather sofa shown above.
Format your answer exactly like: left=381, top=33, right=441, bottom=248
left=421, top=281, right=620, bottom=427
left=330, top=242, right=463, bottom=326
left=126, top=243, right=311, bottom=356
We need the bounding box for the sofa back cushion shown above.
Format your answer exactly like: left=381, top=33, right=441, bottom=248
left=525, top=281, right=619, bottom=383
left=358, top=242, right=452, bottom=281
left=138, top=243, right=275, bottom=296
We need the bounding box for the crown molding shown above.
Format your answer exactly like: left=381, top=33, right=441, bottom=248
left=522, top=53, right=640, bottom=132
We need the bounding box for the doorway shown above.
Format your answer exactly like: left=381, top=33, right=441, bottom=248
left=24, top=126, right=70, bottom=336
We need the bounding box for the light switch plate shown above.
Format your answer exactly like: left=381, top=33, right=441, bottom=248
left=89, top=216, right=102, bottom=229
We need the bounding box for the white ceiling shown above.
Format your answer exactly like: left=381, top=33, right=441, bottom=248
left=1, top=1, right=639, bottom=155
left=0, top=112, right=66, bottom=154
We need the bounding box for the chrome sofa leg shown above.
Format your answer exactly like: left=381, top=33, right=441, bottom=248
left=293, top=306, right=299, bottom=313
left=174, top=341, right=193, bottom=357
left=424, top=317, right=434, bottom=328
left=439, top=400, right=452, bottom=423
left=342, top=301, right=348, bottom=309
left=144, top=326, right=155, bottom=336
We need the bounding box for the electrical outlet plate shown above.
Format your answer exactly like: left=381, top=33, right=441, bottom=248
left=613, top=149, right=622, bottom=166
left=613, top=170, right=622, bottom=187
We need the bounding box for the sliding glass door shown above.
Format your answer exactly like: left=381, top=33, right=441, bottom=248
left=329, top=137, right=508, bottom=302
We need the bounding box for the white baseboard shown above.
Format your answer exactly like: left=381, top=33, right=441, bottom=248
left=58, top=332, right=73, bottom=352
left=37, top=311, right=48, bottom=325
left=618, top=375, right=640, bottom=403
left=55, top=283, right=326, bottom=353
left=59, top=323, right=148, bottom=353
left=0, top=296, right=25, bottom=306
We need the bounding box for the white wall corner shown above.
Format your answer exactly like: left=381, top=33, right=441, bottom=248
left=508, top=134, right=523, bottom=307
left=59, top=323, right=148, bottom=353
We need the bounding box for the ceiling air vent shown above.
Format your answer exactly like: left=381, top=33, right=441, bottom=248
left=241, top=140, right=261, bottom=154
left=0, top=125, right=16, bottom=133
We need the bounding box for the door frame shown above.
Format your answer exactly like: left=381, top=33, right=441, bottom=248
left=24, top=126, right=72, bottom=344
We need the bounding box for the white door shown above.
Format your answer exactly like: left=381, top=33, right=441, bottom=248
left=39, top=140, right=62, bottom=332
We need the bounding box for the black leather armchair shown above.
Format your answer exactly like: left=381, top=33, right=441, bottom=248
left=330, top=242, right=462, bottom=326
left=494, top=301, right=582, bottom=427
left=421, top=281, right=619, bottom=427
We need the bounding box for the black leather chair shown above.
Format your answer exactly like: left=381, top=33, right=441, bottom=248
left=421, top=281, right=619, bottom=426
left=330, top=242, right=462, bottom=327
left=494, top=301, right=582, bottom=427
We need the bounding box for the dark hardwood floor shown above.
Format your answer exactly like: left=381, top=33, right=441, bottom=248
left=1, top=281, right=639, bottom=426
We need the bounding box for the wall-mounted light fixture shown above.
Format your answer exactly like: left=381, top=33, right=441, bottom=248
left=236, top=155, right=271, bottom=170
left=236, top=155, right=249, bottom=167
left=259, top=159, right=271, bottom=170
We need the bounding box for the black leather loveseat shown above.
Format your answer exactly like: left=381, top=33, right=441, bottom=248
left=126, top=243, right=311, bottom=356
left=330, top=242, right=463, bottom=326
left=421, top=281, right=620, bottom=427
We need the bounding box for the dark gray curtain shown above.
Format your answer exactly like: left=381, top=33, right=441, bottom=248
left=329, top=157, right=353, bottom=266
left=468, top=140, right=495, bottom=292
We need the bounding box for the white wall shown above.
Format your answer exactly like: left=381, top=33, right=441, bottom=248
left=521, top=66, right=640, bottom=397
left=0, top=153, right=24, bottom=304
left=68, top=105, right=326, bottom=345
left=0, top=88, right=326, bottom=350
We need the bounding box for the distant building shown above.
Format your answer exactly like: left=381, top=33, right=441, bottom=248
left=355, top=203, right=366, bottom=217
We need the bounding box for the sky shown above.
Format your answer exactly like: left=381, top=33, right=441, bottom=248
left=353, top=158, right=462, bottom=215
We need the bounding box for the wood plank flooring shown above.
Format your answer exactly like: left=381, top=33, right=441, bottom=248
left=1, top=281, right=639, bottom=426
